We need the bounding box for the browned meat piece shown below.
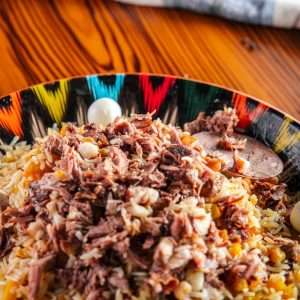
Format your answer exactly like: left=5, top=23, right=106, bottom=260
left=28, top=254, right=56, bottom=300
left=206, top=273, right=224, bottom=289
left=45, top=135, right=64, bottom=157
left=217, top=134, right=247, bottom=151
left=130, top=113, right=153, bottom=130
left=184, top=108, right=239, bottom=136
left=108, top=268, right=129, bottom=290
left=223, top=205, right=248, bottom=229
left=142, top=236, right=156, bottom=250
left=170, top=214, right=184, bottom=240
left=225, top=251, right=260, bottom=283
left=128, top=250, right=149, bottom=269
left=0, top=190, right=9, bottom=210
left=206, top=108, right=239, bottom=135
left=252, top=181, right=286, bottom=208
left=86, top=216, right=123, bottom=239
left=0, top=227, right=13, bottom=258
left=163, top=144, right=192, bottom=165
left=222, top=204, right=249, bottom=240
left=184, top=112, right=207, bottom=134
left=142, top=217, right=165, bottom=236
left=108, top=146, right=129, bottom=176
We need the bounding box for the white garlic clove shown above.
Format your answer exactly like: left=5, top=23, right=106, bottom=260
left=129, top=202, right=151, bottom=218
left=87, top=98, right=122, bottom=127
left=155, top=237, right=174, bottom=265
left=78, top=142, right=99, bottom=159
left=290, top=201, right=300, bottom=232
left=186, top=270, right=204, bottom=292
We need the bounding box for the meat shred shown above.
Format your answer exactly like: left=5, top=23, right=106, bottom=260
left=0, top=113, right=293, bottom=300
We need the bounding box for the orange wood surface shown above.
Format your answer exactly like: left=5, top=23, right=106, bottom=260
left=0, top=0, right=299, bottom=119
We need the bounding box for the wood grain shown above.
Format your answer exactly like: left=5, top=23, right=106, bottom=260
left=0, top=0, right=299, bottom=119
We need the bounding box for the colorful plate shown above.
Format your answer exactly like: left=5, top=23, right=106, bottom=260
left=0, top=74, right=299, bottom=192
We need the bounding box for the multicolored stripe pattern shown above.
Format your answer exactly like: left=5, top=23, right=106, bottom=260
left=0, top=74, right=299, bottom=191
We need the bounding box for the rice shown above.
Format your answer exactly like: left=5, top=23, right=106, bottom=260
left=0, top=114, right=299, bottom=300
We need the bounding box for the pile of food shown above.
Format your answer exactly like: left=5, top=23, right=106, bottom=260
left=0, top=109, right=299, bottom=300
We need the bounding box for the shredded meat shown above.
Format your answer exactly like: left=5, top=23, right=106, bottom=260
left=108, top=146, right=129, bottom=176
left=142, top=217, right=165, bottom=236
left=86, top=216, right=123, bottom=239
left=222, top=204, right=249, bottom=240
left=184, top=108, right=239, bottom=135
left=45, top=135, right=64, bottom=156
left=184, top=112, right=207, bottom=134
left=130, top=114, right=153, bottom=129
left=170, top=214, right=184, bottom=240
left=0, top=112, right=293, bottom=300
left=0, top=227, right=13, bottom=258
left=282, top=243, right=300, bottom=262
left=28, top=254, right=56, bottom=300
left=252, top=181, right=286, bottom=208
left=225, top=251, right=260, bottom=286
left=217, top=134, right=247, bottom=151
left=206, top=273, right=224, bottom=289
left=0, top=190, right=9, bottom=210
left=263, top=233, right=294, bottom=246
left=206, top=108, right=239, bottom=135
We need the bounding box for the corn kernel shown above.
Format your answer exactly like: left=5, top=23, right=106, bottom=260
left=233, top=278, right=248, bottom=293
left=249, top=195, right=258, bottom=205
left=246, top=227, right=258, bottom=238
left=219, top=229, right=228, bottom=241
left=206, top=157, right=222, bottom=172
left=60, top=125, right=67, bottom=136
left=82, top=137, right=95, bottom=143
left=54, top=169, right=68, bottom=181
left=100, top=148, right=109, bottom=156
left=211, top=204, right=222, bottom=219
left=267, top=274, right=286, bottom=291
left=205, top=203, right=212, bottom=210
left=293, top=270, right=300, bottom=283
left=16, top=248, right=29, bottom=258
left=252, top=293, right=264, bottom=300
left=249, top=278, right=259, bottom=290
left=3, top=153, right=15, bottom=163
left=181, top=134, right=197, bottom=146
left=23, top=162, right=43, bottom=180
left=2, top=280, right=17, bottom=300
left=283, top=284, right=297, bottom=299
left=229, top=243, right=242, bottom=257
left=268, top=247, right=286, bottom=264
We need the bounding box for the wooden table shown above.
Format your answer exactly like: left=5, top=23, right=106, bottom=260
left=0, top=0, right=299, bottom=119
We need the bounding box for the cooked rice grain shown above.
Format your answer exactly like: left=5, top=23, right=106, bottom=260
left=0, top=114, right=299, bottom=300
